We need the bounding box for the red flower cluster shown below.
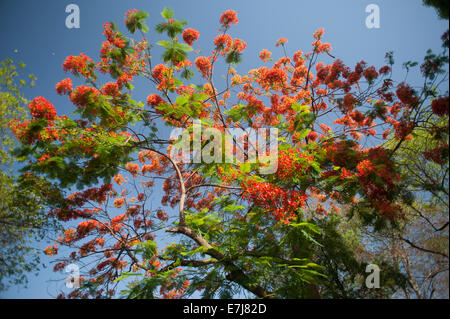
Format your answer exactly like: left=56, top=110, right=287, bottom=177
left=67, top=184, right=113, bottom=208
left=275, top=38, right=288, bottom=47
left=343, top=93, right=357, bottom=111
left=214, top=34, right=232, bottom=51
left=63, top=53, right=95, bottom=79
left=394, top=120, right=415, bottom=140
left=55, top=78, right=73, bottom=95
left=156, top=209, right=168, bottom=221
left=356, top=159, right=375, bottom=178
left=182, top=28, right=200, bottom=46
left=113, top=173, right=125, bottom=185
left=77, top=219, right=100, bottom=237
left=307, top=130, right=319, bottom=142
left=259, top=49, right=272, bottom=63
left=195, top=56, right=212, bottom=78
left=114, top=197, right=125, bottom=208
left=276, top=148, right=314, bottom=180
left=103, top=22, right=126, bottom=48
left=126, top=162, right=140, bottom=177
left=431, top=96, right=449, bottom=116
left=242, top=179, right=307, bottom=223
left=423, top=144, right=448, bottom=164
left=396, top=82, right=418, bottom=106
left=124, top=9, right=139, bottom=26
left=28, top=97, right=57, bottom=121
left=151, top=64, right=175, bottom=90
left=230, top=38, right=247, bottom=53
left=258, top=67, right=288, bottom=91
left=219, top=10, right=239, bottom=27
left=102, top=82, right=120, bottom=97
left=147, top=94, right=165, bottom=107
left=313, top=28, right=324, bottom=40
left=141, top=153, right=168, bottom=176
left=70, top=85, right=100, bottom=108
left=357, top=148, right=403, bottom=218
left=44, top=245, right=58, bottom=256
left=378, top=65, right=391, bottom=75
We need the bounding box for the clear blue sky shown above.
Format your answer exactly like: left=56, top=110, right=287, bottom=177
left=0, top=0, right=447, bottom=298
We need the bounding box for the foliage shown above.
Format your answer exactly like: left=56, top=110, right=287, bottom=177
left=7, top=8, right=448, bottom=299
left=0, top=59, right=60, bottom=291
left=423, top=0, right=449, bottom=20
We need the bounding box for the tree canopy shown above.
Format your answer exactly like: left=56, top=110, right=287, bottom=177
left=6, top=7, right=449, bottom=299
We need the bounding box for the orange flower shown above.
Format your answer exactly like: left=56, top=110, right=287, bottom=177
left=147, top=94, right=165, bottom=107
left=113, top=197, right=125, bottom=208
left=313, top=28, right=324, bottom=40
left=125, top=162, right=140, bottom=177
left=259, top=49, right=272, bottom=63
left=195, top=56, right=212, bottom=78
left=182, top=28, right=199, bottom=46
left=28, top=97, right=57, bottom=121
left=275, top=38, right=288, bottom=47
left=214, top=34, right=232, bottom=51
left=113, top=174, right=125, bottom=185
left=102, top=82, right=120, bottom=97
left=44, top=245, right=58, bottom=256
left=55, top=78, right=73, bottom=95
left=219, top=10, right=238, bottom=26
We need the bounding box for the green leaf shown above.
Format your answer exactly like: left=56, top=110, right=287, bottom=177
left=113, top=272, right=142, bottom=283
left=224, top=204, right=245, bottom=212
left=156, top=40, right=170, bottom=48
left=161, top=7, right=174, bottom=19
left=239, top=162, right=252, bottom=174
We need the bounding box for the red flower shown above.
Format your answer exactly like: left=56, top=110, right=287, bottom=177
left=38, top=154, right=51, bottom=162
left=182, top=28, right=200, bottom=46
left=431, top=96, right=449, bottom=116
left=363, top=66, right=378, bottom=82
left=44, top=245, right=58, bottom=256
left=356, top=159, right=374, bottom=178
left=219, top=10, right=239, bottom=26
left=275, top=38, right=288, bottom=47
left=394, top=121, right=415, bottom=139
left=147, top=94, right=165, bottom=107
left=113, top=174, right=125, bottom=185
left=378, top=66, right=391, bottom=75
left=62, top=53, right=94, bottom=79
left=214, top=34, right=232, bottom=51
left=152, top=64, right=170, bottom=82
left=126, top=162, right=140, bottom=177
left=113, top=198, right=125, bottom=208
left=156, top=209, right=168, bottom=221
left=259, top=67, right=288, bottom=91
left=423, top=143, right=448, bottom=164
left=396, top=82, right=418, bottom=105
left=195, top=56, right=212, bottom=78
left=28, top=97, right=57, bottom=121
left=55, top=78, right=73, bottom=95
left=229, top=38, right=246, bottom=53
left=259, top=49, right=272, bottom=63
left=349, top=110, right=365, bottom=123
left=111, top=214, right=127, bottom=225
left=313, top=28, right=324, bottom=40
left=103, top=22, right=126, bottom=48
left=70, top=85, right=100, bottom=108
left=102, top=82, right=120, bottom=97
left=307, top=130, right=319, bottom=142
left=242, top=179, right=307, bottom=223
left=343, top=93, right=357, bottom=110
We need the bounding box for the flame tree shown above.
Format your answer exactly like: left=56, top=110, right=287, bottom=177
left=9, top=8, right=448, bottom=298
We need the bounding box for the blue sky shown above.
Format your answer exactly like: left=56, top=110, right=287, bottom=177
left=0, top=0, right=448, bottom=298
